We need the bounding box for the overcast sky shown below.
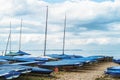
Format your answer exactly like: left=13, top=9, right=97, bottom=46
left=0, top=0, right=120, bottom=56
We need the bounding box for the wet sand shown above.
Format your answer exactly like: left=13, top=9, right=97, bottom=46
left=56, top=62, right=119, bottom=80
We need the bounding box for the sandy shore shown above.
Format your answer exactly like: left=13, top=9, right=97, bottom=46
left=56, top=62, right=119, bottom=80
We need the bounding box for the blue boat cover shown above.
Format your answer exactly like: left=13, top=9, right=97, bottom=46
left=27, top=66, right=53, bottom=74
left=16, top=50, right=30, bottom=55
left=39, top=56, right=104, bottom=67
left=39, top=59, right=83, bottom=67
left=107, top=66, right=120, bottom=70
left=14, top=55, right=49, bottom=61
left=113, top=59, right=120, bottom=64
left=0, top=69, right=21, bottom=79
left=5, top=51, right=20, bottom=56
left=2, top=64, right=52, bottom=74
left=0, top=55, right=48, bottom=62
left=47, top=54, right=83, bottom=59
left=64, top=57, right=97, bottom=63
left=0, top=56, right=14, bottom=61
left=13, top=61, right=45, bottom=65
left=0, top=64, right=32, bottom=73
left=105, top=66, right=120, bottom=77
left=5, top=51, right=30, bottom=56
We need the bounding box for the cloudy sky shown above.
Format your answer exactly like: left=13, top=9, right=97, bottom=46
left=0, top=0, right=120, bottom=56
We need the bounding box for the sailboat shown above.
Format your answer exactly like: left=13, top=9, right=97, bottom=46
left=38, top=11, right=107, bottom=71
left=0, top=20, right=53, bottom=75
left=16, top=19, right=30, bottom=56
left=38, top=14, right=85, bottom=69
left=3, top=20, right=29, bottom=56
left=5, top=21, right=19, bottom=56
left=41, top=6, right=71, bottom=58
left=36, top=6, right=54, bottom=60
left=13, top=19, right=49, bottom=61
left=3, top=19, right=48, bottom=61
left=47, top=14, right=83, bottom=59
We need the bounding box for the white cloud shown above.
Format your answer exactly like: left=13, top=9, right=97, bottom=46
left=107, top=22, right=120, bottom=31
left=0, top=0, right=120, bottom=52
left=48, top=0, right=120, bottom=24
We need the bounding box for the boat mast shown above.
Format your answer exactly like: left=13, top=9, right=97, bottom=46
left=62, top=14, right=67, bottom=55
left=9, top=21, right=11, bottom=53
left=19, top=19, right=23, bottom=51
left=43, top=6, right=48, bottom=56
left=5, top=21, right=11, bottom=55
